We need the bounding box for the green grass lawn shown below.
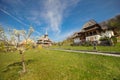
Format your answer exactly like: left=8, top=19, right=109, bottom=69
left=0, top=49, right=120, bottom=80
left=51, top=42, right=120, bottom=53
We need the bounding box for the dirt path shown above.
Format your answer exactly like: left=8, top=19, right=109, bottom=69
left=51, top=49, right=120, bottom=57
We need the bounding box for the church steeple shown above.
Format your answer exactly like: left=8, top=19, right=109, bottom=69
left=45, top=29, right=48, bottom=37
left=45, top=29, right=48, bottom=35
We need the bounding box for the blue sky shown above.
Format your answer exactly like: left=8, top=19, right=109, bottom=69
left=0, top=0, right=120, bottom=42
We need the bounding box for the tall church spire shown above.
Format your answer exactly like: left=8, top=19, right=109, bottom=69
left=45, top=29, right=48, bottom=37
left=45, top=29, right=48, bottom=35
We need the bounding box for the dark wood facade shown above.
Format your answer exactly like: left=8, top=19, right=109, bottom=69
left=72, top=20, right=115, bottom=44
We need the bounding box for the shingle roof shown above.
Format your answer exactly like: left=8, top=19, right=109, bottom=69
left=82, top=19, right=97, bottom=29
left=99, top=22, right=108, bottom=30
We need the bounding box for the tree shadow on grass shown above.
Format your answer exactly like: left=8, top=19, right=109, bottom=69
left=2, top=59, right=35, bottom=73
left=1, top=59, right=35, bottom=80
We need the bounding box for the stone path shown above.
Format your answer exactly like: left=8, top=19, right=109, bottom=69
left=51, top=48, right=120, bottom=57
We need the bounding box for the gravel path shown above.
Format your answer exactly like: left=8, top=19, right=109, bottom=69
left=51, top=48, right=120, bottom=57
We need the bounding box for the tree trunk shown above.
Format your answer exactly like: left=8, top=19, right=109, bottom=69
left=20, top=51, right=26, bottom=73
left=22, top=53, right=26, bottom=73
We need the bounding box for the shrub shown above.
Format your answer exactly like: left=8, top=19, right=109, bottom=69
left=111, top=36, right=117, bottom=45
left=0, top=42, right=6, bottom=52
left=99, top=37, right=111, bottom=46
left=99, top=37, right=110, bottom=41
left=82, top=41, right=92, bottom=46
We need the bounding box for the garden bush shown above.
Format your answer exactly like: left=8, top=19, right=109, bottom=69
left=111, top=36, right=117, bottom=45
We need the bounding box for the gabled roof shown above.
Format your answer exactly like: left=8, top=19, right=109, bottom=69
left=99, top=22, right=108, bottom=30
left=72, top=32, right=80, bottom=38
left=79, top=29, right=85, bottom=33
left=82, top=19, right=97, bottom=29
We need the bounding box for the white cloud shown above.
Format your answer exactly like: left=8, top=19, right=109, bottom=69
left=0, top=8, right=29, bottom=26
left=42, top=0, right=80, bottom=33
left=27, top=16, right=41, bottom=26
left=35, top=31, right=41, bottom=36
left=0, top=0, right=80, bottom=41
left=0, top=0, right=42, bottom=26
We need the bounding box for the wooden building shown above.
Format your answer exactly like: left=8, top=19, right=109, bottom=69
left=37, top=32, right=52, bottom=47
left=73, top=20, right=114, bottom=45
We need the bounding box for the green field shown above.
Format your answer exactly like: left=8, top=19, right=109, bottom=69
left=0, top=49, right=120, bottom=80
left=51, top=43, right=120, bottom=53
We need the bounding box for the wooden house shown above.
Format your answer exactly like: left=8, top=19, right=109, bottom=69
left=73, top=20, right=114, bottom=45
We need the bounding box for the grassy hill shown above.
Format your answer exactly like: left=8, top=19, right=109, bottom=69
left=0, top=49, right=120, bottom=80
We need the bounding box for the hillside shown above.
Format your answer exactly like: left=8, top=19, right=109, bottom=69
left=100, top=14, right=120, bottom=36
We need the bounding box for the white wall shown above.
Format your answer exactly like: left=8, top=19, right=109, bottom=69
left=73, top=30, right=114, bottom=43
left=74, top=37, right=80, bottom=43
left=86, top=35, right=101, bottom=41
left=86, top=30, right=114, bottom=42
left=101, top=30, right=114, bottom=38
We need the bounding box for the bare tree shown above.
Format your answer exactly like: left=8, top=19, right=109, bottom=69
left=0, top=25, right=7, bottom=41
left=21, top=27, right=34, bottom=47
left=0, top=25, right=10, bottom=52
left=13, top=27, right=34, bottom=73
left=0, top=25, right=34, bottom=73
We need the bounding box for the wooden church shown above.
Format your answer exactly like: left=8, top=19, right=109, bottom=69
left=37, top=31, right=52, bottom=47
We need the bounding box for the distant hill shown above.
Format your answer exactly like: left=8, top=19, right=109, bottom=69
left=100, top=14, right=120, bottom=36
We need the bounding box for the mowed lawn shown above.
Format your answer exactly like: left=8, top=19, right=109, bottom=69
left=51, top=42, right=120, bottom=53
left=0, top=49, right=120, bottom=80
